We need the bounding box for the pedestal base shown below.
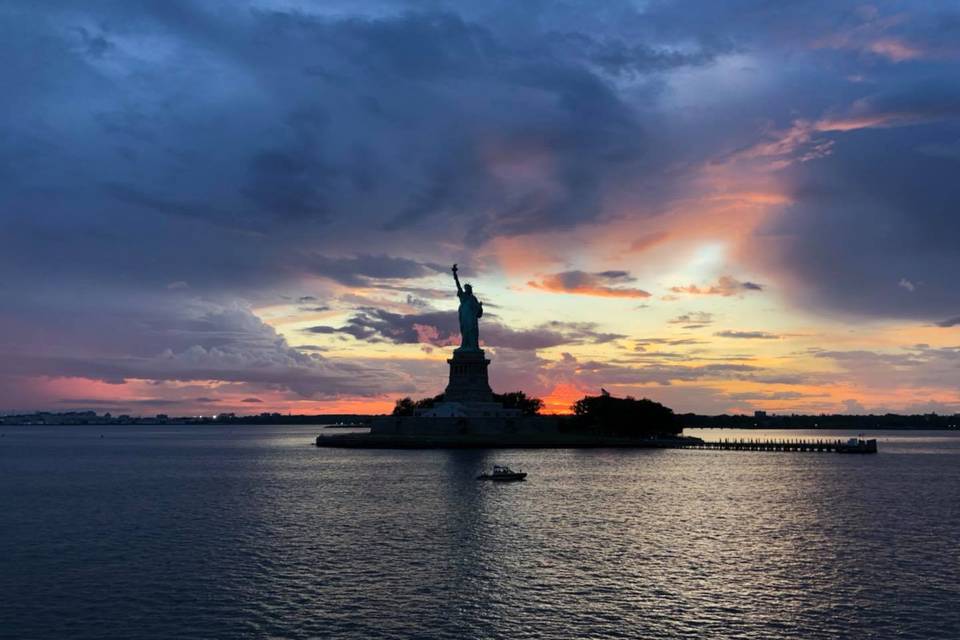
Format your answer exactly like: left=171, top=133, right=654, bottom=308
left=369, top=413, right=558, bottom=436
left=417, top=400, right=519, bottom=419
left=444, top=349, right=493, bottom=403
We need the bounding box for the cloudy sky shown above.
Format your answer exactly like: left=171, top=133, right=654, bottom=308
left=2, top=0, right=959, bottom=415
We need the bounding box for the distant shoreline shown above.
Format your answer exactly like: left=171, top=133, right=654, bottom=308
left=2, top=423, right=958, bottom=433
left=0, top=421, right=369, bottom=427
left=2, top=411, right=958, bottom=430
left=0, top=412, right=371, bottom=427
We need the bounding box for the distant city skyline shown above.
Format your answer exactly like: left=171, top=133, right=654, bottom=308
left=2, top=1, right=959, bottom=415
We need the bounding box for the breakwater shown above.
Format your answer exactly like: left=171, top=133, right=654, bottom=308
left=678, top=437, right=878, bottom=454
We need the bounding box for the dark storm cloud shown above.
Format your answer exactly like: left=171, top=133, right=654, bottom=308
left=304, top=255, right=443, bottom=287
left=2, top=0, right=960, bottom=411
left=315, top=309, right=623, bottom=350
left=542, top=353, right=764, bottom=388
left=634, top=2, right=960, bottom=323
left=813, top=346, right=960, bottom=390
left=305, top=326, right=339, bottom=335
left=0, top=301, right=414, bottom=398
left=0, top=0, right=726, bottom=301
left=762, top=114, right=960, bottom=320
left=4, top=0, right=952, bottom=308
left=102, top=183, right=243, bottom=230
left=636, top=0, right=960, bottom=61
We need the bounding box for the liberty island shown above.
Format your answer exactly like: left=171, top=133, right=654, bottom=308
left=316, top=268, right=880, bottom=453
left=319, top=265, right=694, bottom=448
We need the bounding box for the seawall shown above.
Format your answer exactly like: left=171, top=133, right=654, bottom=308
left=315, top=432, right=701, bottom=449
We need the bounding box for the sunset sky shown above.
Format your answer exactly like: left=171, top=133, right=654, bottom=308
left=2, top=1, right=959, bottom=415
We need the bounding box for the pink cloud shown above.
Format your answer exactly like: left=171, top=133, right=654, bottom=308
left=528, top=271, right=651, bottom=298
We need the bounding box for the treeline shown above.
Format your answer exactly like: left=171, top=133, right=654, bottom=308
left=680, top=413, right=960, bottom=429
left=392, top=391, right=544, bottom=416
left=0, top=412, right=372, bottom=426
left=393, top=390, right=682, bottom=437
left=209, top=413, right=371, bottom=425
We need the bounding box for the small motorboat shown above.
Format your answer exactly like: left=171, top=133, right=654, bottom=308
left=477, top=465, right=527, bottom=481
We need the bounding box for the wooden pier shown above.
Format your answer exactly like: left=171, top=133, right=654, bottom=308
left=679, top=437, right=877, bottom=454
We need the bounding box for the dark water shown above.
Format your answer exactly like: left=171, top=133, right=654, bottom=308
left=1, top=426, right=958, bottom=639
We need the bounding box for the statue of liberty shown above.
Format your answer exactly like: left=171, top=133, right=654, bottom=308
left=452, top=264, right=482, bottom=351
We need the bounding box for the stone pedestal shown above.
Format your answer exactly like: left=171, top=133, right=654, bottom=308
left=370, top=346, right=531, bottom=434
left=444, top=348, right=494, bottom=403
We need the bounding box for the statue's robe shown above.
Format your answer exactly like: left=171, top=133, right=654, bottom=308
left=457, top=291, right=482, bottom=351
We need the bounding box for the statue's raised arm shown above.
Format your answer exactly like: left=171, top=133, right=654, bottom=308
left=452, top=263, right=463, bottom=294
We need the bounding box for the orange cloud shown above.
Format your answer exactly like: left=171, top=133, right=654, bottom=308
left=528, top=270, right=651, bottom=298
left=733, top=106, right=948, bottom=169
left=708, top=191, right=790, bottom=206
left=815, top=113, right=911, bottom=132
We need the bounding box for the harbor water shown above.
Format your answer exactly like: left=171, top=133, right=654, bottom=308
left=1, top=425, right=958, bottom=639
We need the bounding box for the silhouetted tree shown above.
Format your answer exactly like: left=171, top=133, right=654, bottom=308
left=493, top=391, right=543, bottom=415
left=392, top=397, right=416, bottom=416
left=391, top=394, right=446, bottom=416
left=572, top=392, right=681, bottom=436
left=392, top=391, right=543, bottom=416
